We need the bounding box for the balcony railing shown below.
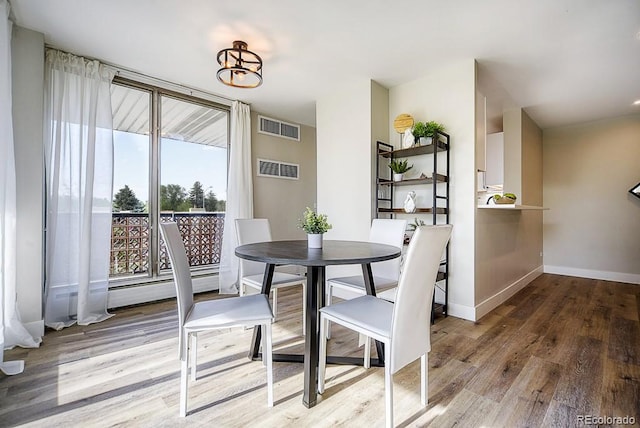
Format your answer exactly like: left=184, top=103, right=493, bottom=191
left=110, top=212, right=225, bottom=278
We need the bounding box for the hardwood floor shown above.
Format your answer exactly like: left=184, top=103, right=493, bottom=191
left=1, top=274, right=639, bottom=427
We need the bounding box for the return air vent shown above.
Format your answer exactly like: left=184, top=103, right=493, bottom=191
left=257, top=159, right=299, bottom=180
left=258, top=115, right=300, bottom=141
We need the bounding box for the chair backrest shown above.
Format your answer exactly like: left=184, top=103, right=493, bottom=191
left=159, top=222, right=194, bottom=359
left=235, top=218, right=272, bottom=277
left=369, top=219, right=407, bottom=280
left=390, top=224, right=452, bottom=374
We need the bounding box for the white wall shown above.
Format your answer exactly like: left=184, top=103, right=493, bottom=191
left=485, top=132, right=504, bottom=188
left=503, top=108, right=523, bottom=200
left=316, top=79, right=388, bottom=278
left=251, top=111, right=316, bottom=240
left=543, top=115, right=640, bottom=284
left=389, top=60, right=477, bottom=320
left=317, top=79, right=375, bottom=241
left=11, top=26, right=44, bottom=339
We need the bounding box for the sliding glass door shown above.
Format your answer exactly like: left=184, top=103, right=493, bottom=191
left=109, top=82, right=228, bottom=285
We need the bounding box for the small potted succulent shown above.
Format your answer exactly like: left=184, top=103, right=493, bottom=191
left=388, top=159, right=413, bottom=182
left=299, top=207, right=332, bottom=248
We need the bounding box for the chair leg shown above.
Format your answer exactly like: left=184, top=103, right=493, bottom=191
left=421, top=353, right=428, bottom=406
left=302, top=283, right=306, bottom=335
left=272, top=288, right=278, bottom=315
left=264, top=323, right=274, bottom=407
left=318, top=314, right=327, bottom=394
left=190, top=334, right=197, bottom=381
left=261, top=324, right=267, bottom=367
left=385, top=356, right=393, bottom=428
left=364, top=336, right=371, bottom=369
left=239, top=280, right=245, bottom=297
left=326, top=285, right=332, bottom=339
left=179, top=342, right=189, bottom=417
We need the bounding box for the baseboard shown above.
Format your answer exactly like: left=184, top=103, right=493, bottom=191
left=107, top=275, right=219, bottom=309
left=475, top=266, right=544, bottom=320
left=447, top=302, right=476, bottom=322
left=543, top=265, right=640, bottom=285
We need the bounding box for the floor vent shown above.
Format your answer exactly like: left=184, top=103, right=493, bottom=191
left=258, top=159, right=299, bottom=180
left=258, top=115, right=300, bottom=141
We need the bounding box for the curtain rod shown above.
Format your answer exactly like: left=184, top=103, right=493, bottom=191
left=44, top=43, right=242, bottom=107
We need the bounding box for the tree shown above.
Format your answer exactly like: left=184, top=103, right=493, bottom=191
left=204, top=190, right=218, bottom=212
left=160, top=184, right=187, bottom=211
left=215, top=199, right=226, bottom=212
left=188, top=181, right=205, bottom=208
left=113, top=185, right=143, bottom=212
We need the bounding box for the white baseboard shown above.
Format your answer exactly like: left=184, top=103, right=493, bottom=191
left=107, top=275, right=219, bottom=309
left=447, top=302, right=476, bottom=321
left=474, top=266, right=544, bottom=320
left=543, top=265, right=640, bottom=285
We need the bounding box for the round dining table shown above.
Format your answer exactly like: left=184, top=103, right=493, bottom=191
left=235, top=239, right=401, bottom=408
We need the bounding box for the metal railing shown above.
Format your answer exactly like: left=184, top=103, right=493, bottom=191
left=110, top=212, right=225, bottom=278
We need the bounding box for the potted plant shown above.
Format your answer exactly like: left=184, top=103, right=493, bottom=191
left=412, top=121, right=428, bottom=145
left=423, top=121, right=445, bottom=145
left=298, top=207, right=332, bottom=248
left=388, top=159, right=413, bottom=182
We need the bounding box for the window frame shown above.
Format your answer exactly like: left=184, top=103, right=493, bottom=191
left=109, top=76, right=230, bottom=288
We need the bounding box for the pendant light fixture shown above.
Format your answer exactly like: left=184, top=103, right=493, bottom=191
left=216, top=40, right=263, bottom=88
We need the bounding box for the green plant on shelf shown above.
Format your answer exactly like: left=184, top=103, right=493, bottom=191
left=424, top=121, right=445, bottom=137
left=412, top=122, right=427, bottom=140
left=388, top=159, right=413, bottom=174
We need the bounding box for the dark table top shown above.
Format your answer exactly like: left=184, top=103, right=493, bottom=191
left=235, top=240, right=401, bottom=267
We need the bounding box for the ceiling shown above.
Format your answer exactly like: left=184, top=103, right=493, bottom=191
left=10, top=0, right=640, bottom=130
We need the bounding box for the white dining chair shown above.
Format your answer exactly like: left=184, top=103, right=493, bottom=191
left=325, top=218, right=406, bottom=338
left=236, top=218, right=307, bottom=333
left=318, top=224, right=453, bottom=428
left=160, top=222, right=275, bottom=417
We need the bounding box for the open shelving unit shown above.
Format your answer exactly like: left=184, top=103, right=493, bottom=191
left=375, top=133, right=450, bottom=318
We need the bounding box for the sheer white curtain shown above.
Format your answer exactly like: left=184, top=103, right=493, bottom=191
left=219, top=101, right=253, bottom=294
left=43, top=49, right=115, bottom=329
left=1, top=0, right=39, bottom=376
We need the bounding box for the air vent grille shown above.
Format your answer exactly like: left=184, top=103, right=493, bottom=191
left=257, top=159, right=299, bottom=180
left=258, top=115, right=300, bottom=141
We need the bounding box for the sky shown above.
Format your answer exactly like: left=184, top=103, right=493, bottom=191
left=112, top=130, right=228, bottom=205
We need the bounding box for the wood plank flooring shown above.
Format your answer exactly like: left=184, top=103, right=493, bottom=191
left=1, top=274, right=639, bottom=427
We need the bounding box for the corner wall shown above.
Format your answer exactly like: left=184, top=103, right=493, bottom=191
left=388, top=60, right=477, bottom=320
left=251, top=111, right=316, bottom=240
left=475, top=109, right=543, bottom=319
left=316, top=79, right=389, bottom=278
left=11, top=26, right=45, bottom=339
left=316, top=79, right=376, bottom=242
left=543, top=115, right=640, bottom=283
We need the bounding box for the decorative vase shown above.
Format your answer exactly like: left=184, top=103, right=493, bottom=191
left=404, top=191, right=417, bottom=213
left=393, top=173, right=404, bottom=182
left=308, top=233, right=323, bottom=248
left=402, top=128, right=414, bottom=149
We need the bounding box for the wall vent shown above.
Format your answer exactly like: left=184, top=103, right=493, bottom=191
left=257, top=159, right=299, bottom=180
left=258, top=115, right=300, bottom=141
